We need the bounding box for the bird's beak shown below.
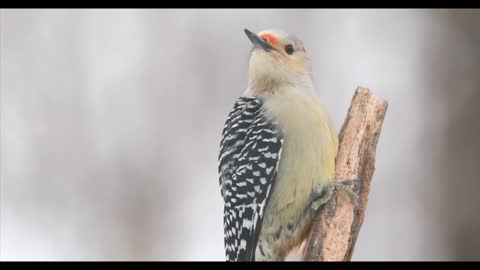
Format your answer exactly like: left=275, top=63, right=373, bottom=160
left=244, top=28, right=273, bottom=52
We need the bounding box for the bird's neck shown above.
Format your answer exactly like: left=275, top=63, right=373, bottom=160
left=247, top=73, right=315, bottom=98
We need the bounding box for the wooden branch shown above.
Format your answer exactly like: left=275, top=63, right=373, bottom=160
left=301, top=86, right=388, bottom=261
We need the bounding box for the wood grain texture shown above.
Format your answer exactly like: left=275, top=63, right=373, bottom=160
left=301, top=86, right=388, bottom=261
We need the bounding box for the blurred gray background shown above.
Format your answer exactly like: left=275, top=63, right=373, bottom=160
left=1, top=9, right=480, bottom=261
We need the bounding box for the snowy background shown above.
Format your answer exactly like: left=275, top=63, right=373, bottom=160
left=1, top=9, right=480, bottom=260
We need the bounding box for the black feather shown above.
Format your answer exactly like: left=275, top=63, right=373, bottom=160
left=218, top=96, right=283, bottom=261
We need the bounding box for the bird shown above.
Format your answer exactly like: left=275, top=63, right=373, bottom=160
left=217, top=28, right=360, bottom=261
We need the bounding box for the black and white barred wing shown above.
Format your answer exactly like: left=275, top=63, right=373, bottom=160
left=218, top=96, right=283, bottom=261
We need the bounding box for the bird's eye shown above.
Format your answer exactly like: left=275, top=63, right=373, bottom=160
left=262, top=37, right=269, bottom=43
left=284, top=44, right=294, bottom=55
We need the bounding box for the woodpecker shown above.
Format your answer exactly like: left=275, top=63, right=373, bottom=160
left=218, top=28, right=360, bottom=261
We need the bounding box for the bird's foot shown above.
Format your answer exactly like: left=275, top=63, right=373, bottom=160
left=309, top=178, right=362, bottom=217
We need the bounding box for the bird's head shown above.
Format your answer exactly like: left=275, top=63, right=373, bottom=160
left=244, top=28, right=313, bottom=94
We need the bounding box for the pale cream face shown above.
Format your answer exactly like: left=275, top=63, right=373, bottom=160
left=247, top=29, right=312, bottom=93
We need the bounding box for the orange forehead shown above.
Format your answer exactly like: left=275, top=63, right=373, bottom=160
left=260, top=33, right=278, bottom=45
left=260, top=32, right=308, bottom=54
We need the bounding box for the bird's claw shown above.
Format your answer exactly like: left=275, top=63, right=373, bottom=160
left=309, top=178, right=362, bottom=217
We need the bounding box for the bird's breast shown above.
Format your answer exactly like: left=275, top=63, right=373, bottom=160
left=261, top=89, right=339, bottom=230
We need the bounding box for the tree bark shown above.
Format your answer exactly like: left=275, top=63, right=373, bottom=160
left=301, top=86, right=388, bottom=261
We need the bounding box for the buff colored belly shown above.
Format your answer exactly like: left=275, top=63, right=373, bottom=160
left=259, top=90, right=338, bottom=255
